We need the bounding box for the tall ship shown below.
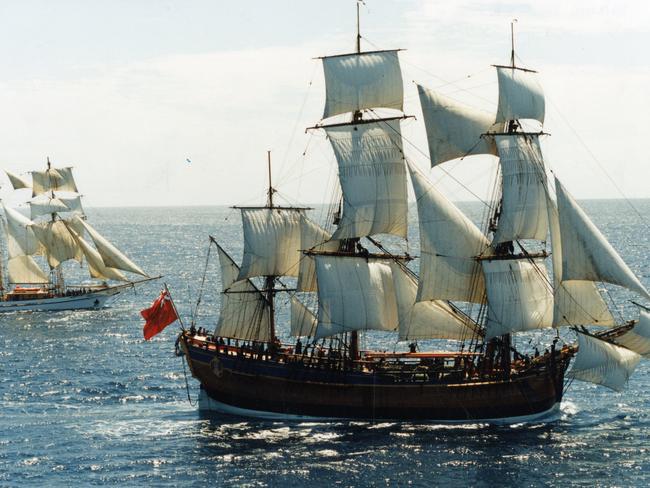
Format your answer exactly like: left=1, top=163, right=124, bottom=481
left=178, top=12, right=650, bottom=421
left=1, top=159, right=156, bottom=311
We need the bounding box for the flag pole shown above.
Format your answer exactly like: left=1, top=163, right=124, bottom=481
left=164, top=282, right=185, bottom=330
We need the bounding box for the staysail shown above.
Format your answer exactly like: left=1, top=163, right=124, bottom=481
left=417, top=84, right=497, bottom=167
left=555, top=178, right=650, bottom=300
left=390, top=261, right=477, bottom=341
left=214, top=244, right=271, bottom=342
left=407, top=160, right=489, bottom=303
left=72, top=217, right=148, bottom=277
left=547, top=198, right=615, bottom=326
left=290, top=296, right=318, bottom=338
left=614, top=310, right=650, bottom=357
left=5, top=170, right=31, bottom=190
left=296, top=216, right=338, bottom=292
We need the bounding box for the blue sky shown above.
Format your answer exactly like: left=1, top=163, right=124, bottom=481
left=0, top=0, right=648, bottom=207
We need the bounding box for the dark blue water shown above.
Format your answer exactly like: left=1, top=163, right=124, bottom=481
left=2, top=202, right=649, bottom=486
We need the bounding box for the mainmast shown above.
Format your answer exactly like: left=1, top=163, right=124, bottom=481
left=265, top=150, right=276, bottom=342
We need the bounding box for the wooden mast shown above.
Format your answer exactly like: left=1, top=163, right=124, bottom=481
left=46, top=157, right=65, bottom=294
left=265, top=150, right=276, bottom=342
left=347, top=2, right=363, bottom=360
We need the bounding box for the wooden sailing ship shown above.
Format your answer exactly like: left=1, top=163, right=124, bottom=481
left=0, top=159, right=157, bottom=311
left=179, top=12, right=650, bottom=421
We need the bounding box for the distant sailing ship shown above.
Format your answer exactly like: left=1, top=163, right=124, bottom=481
left=178, top=11, right=650, bottom=421
left=1, top=159, right=156, bottom=311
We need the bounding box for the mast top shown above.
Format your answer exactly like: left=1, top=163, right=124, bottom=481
left=510, top=19, right=517, bottom=68
left=46, top=157, right=51, bottom=170
left=266, top=150, right=275, bottom=208
left=356, top=0, right=363, bottom=54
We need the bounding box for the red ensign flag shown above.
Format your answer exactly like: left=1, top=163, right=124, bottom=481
left=141, top=290, right=178, bottom=340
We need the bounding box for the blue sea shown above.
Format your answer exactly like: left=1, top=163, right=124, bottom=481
left=1, top=202, right=649, bottom=487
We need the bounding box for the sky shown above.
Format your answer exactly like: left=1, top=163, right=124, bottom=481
left=0, top=0, right=649, bottom=207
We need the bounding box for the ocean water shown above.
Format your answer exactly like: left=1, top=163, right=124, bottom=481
left=1, top=202, right=649, bottom=487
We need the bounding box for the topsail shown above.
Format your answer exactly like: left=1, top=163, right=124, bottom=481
left=495, top=66, right=545, bottom=124
left=326, top=119, right=408, bottom=240
left=322, top=50, right=403, bottom=119
left=417, top=84, right=497, bottom=167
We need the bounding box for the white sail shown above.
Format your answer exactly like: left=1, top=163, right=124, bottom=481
left=417, top=84, right=497, bottom=167
left=215, top=244, right=271, bottom=342
left=31, top=220, right=83, bottom=268
left=56, top=194, right=84, bottom=216
left=322, top=50, right=403, bottom=119
left=29, top=194, right=73, bottom=220
left=407, top=160, right=489, bottom=303
left=71, top=230, right=129, bottom=282
left=390, top=262, right=476, bottom=341
left=238, top=208, right=303, bottom=280
left=495, top=66, right=545, bottom=124
left=326, top=119, right=408, bottom=240
left=614, top=311, right=650, bottom=357
left=493, top=135, right=548, bottom=244
left=568, top=332, right=640, bottom=392
left=7, top=256, right=49, bottom=284
left=482, top=258, right=554, bottom=338
left=547, top=199, right=615, bottom=326
left=555, top=178, right=650, bottom=300
left=73, top=217, right=147, bottom=277
left=3, top=204, right=43, bottom=258
left=31, top=166, right=78, bottom=196
left=290, top=296, right=318, bottom=338
left=296, top=216, right=338, bottom=292
left=314, top=255, right=398, bottom=339
left=5, top=170, right=31, bottom=190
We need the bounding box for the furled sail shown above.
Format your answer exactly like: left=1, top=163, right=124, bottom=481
left=613, top=310, right=650, bottom=357
left=296, top=216, right=338, bottom=292
left=555, top=178, right=650, bottom=300
left=3, top=204, right=43, bottom=257
left=69, top=229, right=129, bottom=282
left=326, top=119, right=408, bottom=240
left=72, top=217, right=147, bottom=277
left=29, top=194, right=73, bottom=220
left=547, top=199, right=615, bottom=326
left=31, top=166, right=78, bottom=196
left=390, top=262, right=476, bottom=341
left=495, top=66, right=545, bottom=124
left=215, top=244, right=271, bottom=342
left=568, top=332, right=640, bottom=391
left=482, top=257, right=554, bottom=338
left=31, top=220, right=83, bottom=268
left=5, top=170, right=31, bottom=190
left=290, top=296, right=318, bottom=338
left=407, top=160, right=489, bottom=303
left=322, top=50, right=403, bottom=119
left=314, top=255, right=398, bottom=339
left=417, top=84, right=497, bottom=167
left=237, top=208, right=303, bottom=280
left=493, top=134, right=548, bottom=244
left=7, top=255, right=49, bottom=284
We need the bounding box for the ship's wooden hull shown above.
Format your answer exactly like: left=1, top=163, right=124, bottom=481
left=181, top=336, right=572, bottom=422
